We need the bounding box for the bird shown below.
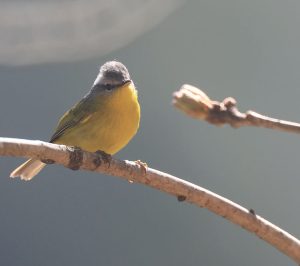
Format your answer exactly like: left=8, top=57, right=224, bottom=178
left=10, top=61, right=140, bottom=181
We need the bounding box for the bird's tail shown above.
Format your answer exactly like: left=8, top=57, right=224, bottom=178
left=10, top=158, right=46, bottom=181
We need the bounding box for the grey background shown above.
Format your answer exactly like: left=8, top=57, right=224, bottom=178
left=1, top=1, right=300, bottom=265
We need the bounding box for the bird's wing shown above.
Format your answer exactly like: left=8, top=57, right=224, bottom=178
left=50, top=94, right=96, bottom=143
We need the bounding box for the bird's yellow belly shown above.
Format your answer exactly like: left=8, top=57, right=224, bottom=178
left=55, top=109, right=139, bottom=154
left=54, top=85, right=140, bottom=155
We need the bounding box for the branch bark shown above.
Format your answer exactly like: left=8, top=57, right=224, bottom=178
left=1, top=137, right=300, bottom=263
left=173, top=84, right=300, bottom=134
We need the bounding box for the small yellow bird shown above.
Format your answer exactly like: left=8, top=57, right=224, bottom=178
left=10, top=61, right=140, bottom=180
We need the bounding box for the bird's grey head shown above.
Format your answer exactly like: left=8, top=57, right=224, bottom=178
left=93, top=61, right=131, bottom=91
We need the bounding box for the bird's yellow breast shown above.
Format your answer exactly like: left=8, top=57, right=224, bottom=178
left=54, top=83, right=140, bottom=154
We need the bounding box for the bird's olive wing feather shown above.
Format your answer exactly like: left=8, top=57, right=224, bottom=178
left=50, top=94, right=97, bottom=143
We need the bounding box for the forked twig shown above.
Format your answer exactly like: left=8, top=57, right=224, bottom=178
left=173, top=84, right=300, bottom=134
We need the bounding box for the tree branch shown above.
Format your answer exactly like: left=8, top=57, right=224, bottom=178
left=173, top=84, right=300, bottom=134
left=1, top=137, right=300, bottom=263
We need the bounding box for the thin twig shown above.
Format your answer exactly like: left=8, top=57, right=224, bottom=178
left=173, top=84, right=300, bottom=134
left=1, top=137, right=300, bottom=263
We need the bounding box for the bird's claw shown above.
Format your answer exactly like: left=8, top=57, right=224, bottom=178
left=135, top=160, right=148, bottom=175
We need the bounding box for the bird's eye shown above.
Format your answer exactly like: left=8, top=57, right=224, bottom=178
left=103, top=84, right=113, bottom=91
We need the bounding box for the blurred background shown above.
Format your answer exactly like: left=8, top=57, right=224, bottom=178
left=0, top=0, right=299, bottom=265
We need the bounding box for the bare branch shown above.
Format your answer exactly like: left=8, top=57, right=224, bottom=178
left=1, top=137, right=300, bottom=263
left=173, top=84, right=300, bottom=134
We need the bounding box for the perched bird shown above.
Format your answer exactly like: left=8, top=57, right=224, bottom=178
left=10, top=61, right=140, bottom=180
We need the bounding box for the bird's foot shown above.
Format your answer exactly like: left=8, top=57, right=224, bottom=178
left=95, top=150, right=112, bottom=166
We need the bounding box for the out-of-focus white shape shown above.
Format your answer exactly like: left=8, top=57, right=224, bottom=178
left=0, top=0, right=183, bottom=65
